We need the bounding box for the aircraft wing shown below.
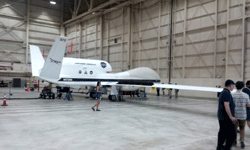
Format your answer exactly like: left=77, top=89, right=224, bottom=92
left=102, top=82, right=224, bottom=93
left=152, top=83, right=223, bottom=92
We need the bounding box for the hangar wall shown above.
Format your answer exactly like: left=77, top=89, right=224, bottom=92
left=65, top=0, right=250, bottom=98
left=0, top=0, right=63, bottom=64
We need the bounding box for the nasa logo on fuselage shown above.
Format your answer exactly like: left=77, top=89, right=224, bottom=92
left=101, top=62, right=106, bottom=68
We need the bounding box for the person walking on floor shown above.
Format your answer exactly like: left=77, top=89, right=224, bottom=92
left=242, top=80, right=250, bottom=130
left=232, top=81, right=250, bottom=148
left=175, top=83, right=179, bottom=98
left=92, top=82, right=102, bottom=111
left=217, top=79, right=237, bottom=150
left=162, top=83, right=165, bottom=95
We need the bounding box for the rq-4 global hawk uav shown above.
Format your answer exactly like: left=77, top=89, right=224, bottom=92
left=30, top=36, right=223, bottom=101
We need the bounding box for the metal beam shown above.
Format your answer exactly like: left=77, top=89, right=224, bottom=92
left=84, top=0, right=90, bottom=8
left=182, top=0, right=187, bottom=78
left=127, top=6, right=131, bottom=70
left=214, top=0, right=218, bottom=78
left=25, top=0, right=30, bottom=64
left=79, top=23, right=82, bottom=58
left=129, top=5, right=133, bottom=69
left=74, top=0, right=77, bottom=18
left=60, top=0, right=65, bottom=36
left=76, top=0, right=82, bottom=15
left=75, top=23, right=77, bottom=57
left=169, top=0, right=173, bottom=83
left=0, top=0, right=25, bottom=17
left=63, top=0, right=132, bottom=26
left=89, top=0, right=93, bottom=11
left=242, top=0, right=246, bottom=82
left=172, top=0, right=177, bottom=78
left=84, top=21, right=87, bottom=58
left=157, top=1, right=161, bottom=73
left=0, top=12, right=24, bottom=20
left=138, top=3, right=141, bottom=68
left=121, top=6, right=124, bottom=71
left=226, top=0, right=229, bottom=79
left=95, top=17, right=98, bottom=59
left=100, top=15, right=103, bottom=60
left=107, top=14, right=110, bottom=62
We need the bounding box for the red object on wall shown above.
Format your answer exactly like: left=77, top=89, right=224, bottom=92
left=71, top=43, right=73, bottom=53
left=43, top=50, right=45, bottom=57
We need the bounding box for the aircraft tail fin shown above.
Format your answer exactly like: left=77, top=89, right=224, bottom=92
left=30, top=45, right=45, bottom=77
left=39, top=36, right=67, bottom=80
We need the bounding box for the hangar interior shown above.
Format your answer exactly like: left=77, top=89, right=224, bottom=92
left=2, top=0, right=250, bottom=150
left=1, top=0, right=250, bottom=98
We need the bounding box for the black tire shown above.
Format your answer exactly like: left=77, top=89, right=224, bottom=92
left=111, top=95, right=116, bottom=101
left=109, top=95, right=116, bottom=101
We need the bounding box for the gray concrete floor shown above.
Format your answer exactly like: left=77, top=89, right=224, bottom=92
left=0, top=88, right=250, bottom=150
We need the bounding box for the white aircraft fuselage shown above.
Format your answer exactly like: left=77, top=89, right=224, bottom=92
left=57, top=58, right=161, bottom=90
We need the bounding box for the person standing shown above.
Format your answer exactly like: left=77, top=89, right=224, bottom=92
left=169, top=88, right=172, bottom=98
left=162, top=83, right=165, bottom=95
left=242, top=80, right=250, bottom=129
left=232, top=81, right=250, bottom=148
left=156, top=87, right=160, bottom=96
left=92, top=82, right=102, bottom=111
left=217, top=79, right=237, bottom=150
left=168, top=83, right=172, bottom=98
left=175, top=83, right=179, bottom=98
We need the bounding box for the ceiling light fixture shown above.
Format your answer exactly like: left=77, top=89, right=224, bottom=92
left=50, top=1, right=56, bottom=5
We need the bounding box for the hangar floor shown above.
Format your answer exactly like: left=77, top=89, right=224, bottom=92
left=0, top=88, right=250, bottom=150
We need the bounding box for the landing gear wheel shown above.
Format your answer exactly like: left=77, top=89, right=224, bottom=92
left=109, top=95, right=117, bottom=101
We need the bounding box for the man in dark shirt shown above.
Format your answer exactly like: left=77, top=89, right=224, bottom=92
left=242, top=80, right=250, bottom=129
left=217, top=79, right=237, bottom=150
left=156, top=87, right=160, bottom=96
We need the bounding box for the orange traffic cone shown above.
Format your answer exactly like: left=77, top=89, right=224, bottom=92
left=1, top=94, right=8, bottom=106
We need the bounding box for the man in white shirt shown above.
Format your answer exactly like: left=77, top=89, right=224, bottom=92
left=232, top=81, right=250, bottom=148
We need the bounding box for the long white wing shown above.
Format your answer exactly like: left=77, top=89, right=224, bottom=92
left=102, top=82, right=223, bottom=92
left=152, top=83, right=223, bottom=92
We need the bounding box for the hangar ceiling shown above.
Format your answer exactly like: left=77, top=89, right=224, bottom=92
left=63, top=0, right=130, bottom=22
left=64, top=0, right=107, bottom=22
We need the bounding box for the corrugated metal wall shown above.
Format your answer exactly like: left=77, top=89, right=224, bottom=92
left=65, top=0, right=249, bottom=80
left=0, top=0, right=62, bottom=64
